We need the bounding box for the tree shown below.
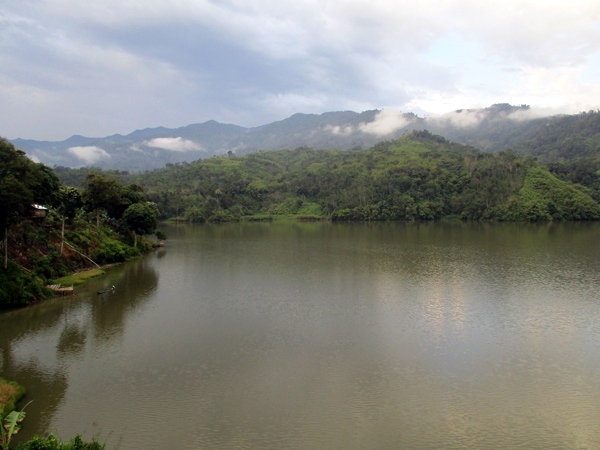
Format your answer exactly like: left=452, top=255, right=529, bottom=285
left=83, top=173, right=123, bottom=228
left=58, top=186, right=84, bottom=221
left=0, top=139, right=53, bottom=269
left=167, top=189, right=183, bottom=221
left=113, top=183, right=146, bottom=218
left=121, top=203, right=158, bottom=247
left=0, top=140, right=34, bottom=240
left=28, top=163, right=62, bottom=208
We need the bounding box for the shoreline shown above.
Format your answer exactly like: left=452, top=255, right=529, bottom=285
left=49, top=268, right=106, bottom=288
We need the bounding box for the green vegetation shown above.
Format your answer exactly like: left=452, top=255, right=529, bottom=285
left=79, top=130, right=597, bottom=224
left=516, top=110, right=600, bottom=163
left=499, top=167, right=600, bottom=221
left=121, top=202, right=159, bottom=247
left=1, top=401, right=30, bottom=450
left=1, top=401, right=104, bottom=449
left=50, top=269, right=105, bottom=287
left=0, top=138, right=160, bottom=309
left=0, top=379, right=25, bottom=420
left=15, top=434, right=105, bottom=450
left=1, top=140, right=61, bottom=244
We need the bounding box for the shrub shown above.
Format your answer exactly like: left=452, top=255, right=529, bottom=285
left=296, top=202, right=323, bottom=216
left=209, top=210, right=238, bottom=223
left=91, top=239, right=138, bottom=265
left=17, top=434, right=105, bottom=450
left=0, top=264, right=50, bottom=309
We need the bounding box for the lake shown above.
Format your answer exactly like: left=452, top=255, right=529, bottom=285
left=1, top=221, right=600, bottom=449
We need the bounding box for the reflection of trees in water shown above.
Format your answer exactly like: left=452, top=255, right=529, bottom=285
left=56, top=323, right=87, bottom=356
left=0, top=301, right=72, bottom=443
left=0, top=253, right=159, bottom=441
left=91, top=257, right=158, bottom=343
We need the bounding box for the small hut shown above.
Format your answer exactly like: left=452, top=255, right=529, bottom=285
left=27, top=204, right=48, bottom=219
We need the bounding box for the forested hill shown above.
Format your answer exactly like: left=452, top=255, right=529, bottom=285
left=514, top=110, right=600, bottom=162
left=113, top=131, right=598, bottom=222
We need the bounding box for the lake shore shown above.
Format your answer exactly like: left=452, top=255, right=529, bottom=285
left=49, top=268, right=106, bottom=287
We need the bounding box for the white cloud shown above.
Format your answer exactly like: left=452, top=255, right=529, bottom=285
left=506, top=107, right=561, bottom=122
left=324, top=125, right=354, bottom=136
left=430, top=110, right=484, bottom=128
left=358, top=109, right=409, bottom=136
left=145, top=137, right=202, bottom=152
left=67, top=146, right=110, bottom=164
left=129, top=143, right=145, bottom=153
left=2, top=0, right=600, bottom=140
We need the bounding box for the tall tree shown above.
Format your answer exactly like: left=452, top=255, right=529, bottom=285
left=83, top=173, right=123, bottom=228
left=0, top=140, right=38, bottom=269
left=122, top=203, right=158, bottom=247
left=0, top=140, right=34, bottom=239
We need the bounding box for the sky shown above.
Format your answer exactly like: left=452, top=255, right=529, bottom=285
left=2, top=0, right=600, bottom=141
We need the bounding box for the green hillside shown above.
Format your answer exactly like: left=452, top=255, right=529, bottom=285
left=116, top=131, right=600, bottom=223
left=516, top=110, right=600, bottom=162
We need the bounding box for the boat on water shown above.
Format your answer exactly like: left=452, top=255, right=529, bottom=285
left=98, top=285, right=116, bottom=294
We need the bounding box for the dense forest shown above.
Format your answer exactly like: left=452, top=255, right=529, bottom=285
left=0, top=139, right=160, bottom=309
left=515, top=110, right=600, bottom=162
left=56, top=130, right=600, bottom=223
left=517, top=110, right=600, bottom=200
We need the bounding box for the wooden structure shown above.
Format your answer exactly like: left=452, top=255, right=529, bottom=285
left=46, top=284, right=74, bottom=295
left=27, top=204, right=48, bottom=219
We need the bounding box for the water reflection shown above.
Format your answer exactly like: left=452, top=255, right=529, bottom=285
left=90, top=257, right=158, bottom=343
left=1, top=222, right=600, bottom=449
left=56, top=322, right=87, bottom=357
left=0, top=255, right=159, bottom=444
left=0, top=300, right=73, bottom=438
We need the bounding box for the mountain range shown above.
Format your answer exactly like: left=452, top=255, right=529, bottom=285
left=6, top=104, right=574, bottom=172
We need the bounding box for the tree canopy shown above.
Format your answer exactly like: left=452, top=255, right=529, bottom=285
left=97, top=131, right=600, bottom=223
left=122, top=203, right=158, bottom=247
left=0, top=138, right=61, bottom=239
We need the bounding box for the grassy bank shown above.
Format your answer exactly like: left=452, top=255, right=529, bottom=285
left=0, top=377, right=25, bottom=419
left=49, top=268, right=106, bottom=287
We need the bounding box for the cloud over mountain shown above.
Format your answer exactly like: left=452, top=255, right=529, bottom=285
left=144, top=137, right=202, bottom=152
left=358, top=110, right=411, bottom=136
left=67, top=146, right=111, bottom=164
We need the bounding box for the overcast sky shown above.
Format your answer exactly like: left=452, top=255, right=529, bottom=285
left=2, top=0, right=600, bottom=141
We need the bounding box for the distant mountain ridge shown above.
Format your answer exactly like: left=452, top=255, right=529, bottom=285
left=7, top=104, right=581, bottom=171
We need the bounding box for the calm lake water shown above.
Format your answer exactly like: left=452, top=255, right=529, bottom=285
left=2, top=222, right=600, bottom=449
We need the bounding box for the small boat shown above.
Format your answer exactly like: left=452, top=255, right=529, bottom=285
left=98, top=285, right=116, bottom=294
